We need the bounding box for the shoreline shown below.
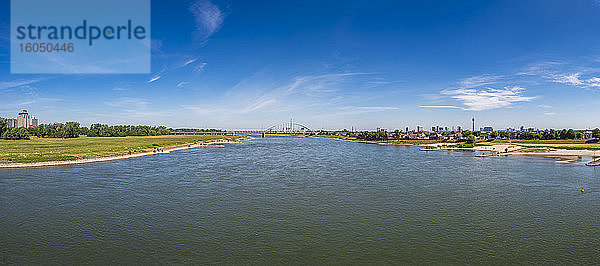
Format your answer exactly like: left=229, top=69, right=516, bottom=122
left=0, top=138, right=249, bottom=169
left=4, top=134, right=597, bottom=169
left=431, top=144, right=600, bottom=166
left=306, top=135, right=600, bottom=166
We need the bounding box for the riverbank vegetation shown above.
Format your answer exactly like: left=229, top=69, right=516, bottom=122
left=0, top=135, right=242, bottom=164
left=0, top=120, right=227, bottom=140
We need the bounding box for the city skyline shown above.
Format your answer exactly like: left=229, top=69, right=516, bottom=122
left=0, top=109, right=37, bottom=128
left=2, top=107, right=597, bottom=133
left=1, top=0, right=600, bottom=130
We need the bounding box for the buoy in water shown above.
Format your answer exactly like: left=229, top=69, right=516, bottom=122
left=581, top=188, right=585, bottom=193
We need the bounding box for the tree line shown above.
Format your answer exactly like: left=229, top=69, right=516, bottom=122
left=317, top=128, right=600, bottom=142
left=85, top=124, right=170, bottom=137
left=0, top=120, right=31, bottom=140
left=0, top=122, right=174, bottom=140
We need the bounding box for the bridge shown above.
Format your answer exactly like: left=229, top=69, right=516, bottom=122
left=232, top=119, right=316, bottom=136
left=171, top=119, right=315, bottom=137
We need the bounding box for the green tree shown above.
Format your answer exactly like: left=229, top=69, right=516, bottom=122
left=2, top=127, right=30, bottom=140
left=466, top=134, right=476, bottom=144
left=593, top=128, right=600, bottom=139
left=490, top=131, right=498, bottom=139
left=0, top=119, right=7, bottom=137
left=566, top=129, right=576, bottom=139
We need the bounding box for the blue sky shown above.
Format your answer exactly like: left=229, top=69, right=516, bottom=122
left=1, top=0, right=600, bottom=130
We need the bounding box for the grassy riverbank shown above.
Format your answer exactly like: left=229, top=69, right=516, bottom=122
left=313, top=135, right=600, bottom=150
left=0, top=135, right=243, bottom=163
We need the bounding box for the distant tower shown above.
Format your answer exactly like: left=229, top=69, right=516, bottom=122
left=472, top=117, right=475, bottom=132
left=290, top=118, right=293, bottom=132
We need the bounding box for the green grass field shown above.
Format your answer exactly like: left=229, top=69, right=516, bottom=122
left=0, top=135, right=242, bottom=163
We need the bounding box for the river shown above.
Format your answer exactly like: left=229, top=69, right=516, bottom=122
left=1, top=136, right=599, bottom=264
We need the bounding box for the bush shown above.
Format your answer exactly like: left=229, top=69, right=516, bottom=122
left=466, top=134, right=476, bottom=144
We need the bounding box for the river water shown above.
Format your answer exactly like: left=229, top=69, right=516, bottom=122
left=1, top=136, right=599, bottom=264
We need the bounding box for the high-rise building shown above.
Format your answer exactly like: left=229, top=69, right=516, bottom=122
left=17, top=110, right=31, bottom=128
left=6, top=110, right=38, bottom=128
left=6, top=118, right=16, bottom=128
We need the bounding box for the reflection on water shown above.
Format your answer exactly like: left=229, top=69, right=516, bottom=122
left=1, top=136, right=599, bottom=264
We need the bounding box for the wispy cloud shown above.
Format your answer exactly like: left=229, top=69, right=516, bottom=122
left=193, top=62, right=207, bottom=74
left=0, top=78, right=46, bottom=90
left=587, top=77, right=600, bottom=87
left=182, top=72, right=384, bottom=127
left=459, top=75, right=501, bottom=89
left=420, top=105, right=462, bottom=109
left=519, top=61, right=600, bottom=89
left=105, top=98, right=149, bottom=109
left=183, top=58, right=197, bottom=67
left=553, top=73, right=584, bottom=86
left=357, top=106, right=399, bottom=111
left=148, top=75, right=161, bottom=83
left=441, top=86, right=536, bottom=111
left=190, top=0, right=225, bottom=41
left=552, top=72, right=600, bottom=88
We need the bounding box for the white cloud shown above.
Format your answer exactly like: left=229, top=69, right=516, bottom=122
left=553, top=73, right=584, bottom=86
left=551, top=73, right=600, bottom=88
left=441, top=86, right=536, bottom=111
left=586, top=77, right=600, bottom=87
left=147, top=75, right=161, bottom=83
left=190, top=0, right=225, bottom=41
left=183, top=58, right=197, bottom=67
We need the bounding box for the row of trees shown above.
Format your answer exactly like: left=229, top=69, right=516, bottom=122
left=0, top=121, right=175, bottom=140
left=355, top=131, right=389, bottom=141
left=86, top=124, right=170, bottom=137
left=0, top=120, right=31, bottom=140
left=171, top=128, right=224, bottom=132
left=318, top=127, right=600, bottom=142
left=486, top=128, right=600, bottom=140
left=29, top=122, right=82, bottom=138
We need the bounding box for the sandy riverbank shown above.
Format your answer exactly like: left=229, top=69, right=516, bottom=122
left=0, top=139, right=247, bottom=169
left=450, top=144, right=599, bottom=165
